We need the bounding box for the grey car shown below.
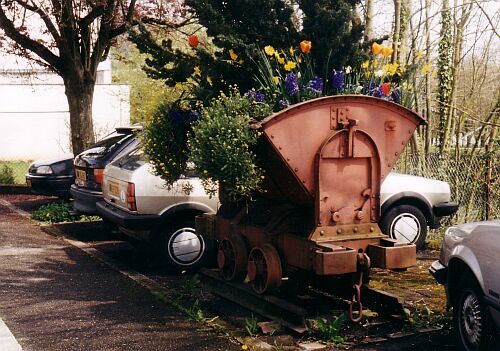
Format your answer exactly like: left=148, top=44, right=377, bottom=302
left=430, top=220, right=500, bottom=351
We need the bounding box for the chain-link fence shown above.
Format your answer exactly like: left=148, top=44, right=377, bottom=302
left=0, top=161, right=31, bottom=185
left=394, top=151, right=499, bottom=226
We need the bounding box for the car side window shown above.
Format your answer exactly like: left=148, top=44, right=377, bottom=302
left=114, top=147, right=146, bottom=171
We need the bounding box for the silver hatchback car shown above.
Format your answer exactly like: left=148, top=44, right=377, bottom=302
left=430, top=220, right=500, bottom=351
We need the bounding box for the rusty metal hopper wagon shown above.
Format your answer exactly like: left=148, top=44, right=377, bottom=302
left=198, top=95, right=426, bottom=304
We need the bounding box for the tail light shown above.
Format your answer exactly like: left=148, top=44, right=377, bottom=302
left=126, top=182, right=137, bottom=211
left=93, top=168, right=104, bottom=184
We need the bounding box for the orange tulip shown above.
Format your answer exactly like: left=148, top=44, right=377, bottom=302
left=188, top=35, right=199, bottom=47
left=371, top=42, right=383, bottom=55
left=381, top=82, right=391, bottom=95
left=382, top=46, right=394, bottom=57
left=300, top=40, right=312, bottom=53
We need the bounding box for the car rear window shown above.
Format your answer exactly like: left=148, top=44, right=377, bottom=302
left=82, top=133, right=133, bottom=158
left=113, top=147, right=146, bottom=171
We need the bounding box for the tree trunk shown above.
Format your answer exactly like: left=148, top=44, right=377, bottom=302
left=64, top=71, right=96, bottom=155
left=364, top=0, right=374, bottom=42
left=392, top=0, right=402, bottom=63
left=424, top=0, right=432, bottom=154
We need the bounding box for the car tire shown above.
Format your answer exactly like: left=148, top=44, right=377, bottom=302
left=454, top=277, right=492, bottom=351
left=380, top=204, right=427, bottom=250
left=159, top=218, right=213, bottom=273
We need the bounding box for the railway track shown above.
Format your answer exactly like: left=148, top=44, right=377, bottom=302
left=200, top=268, right=407, bottom=333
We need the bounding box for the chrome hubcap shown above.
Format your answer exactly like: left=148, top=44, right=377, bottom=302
left=390, top=213, right=420, bottom=243
left=168, top=227, right=204, bottom=266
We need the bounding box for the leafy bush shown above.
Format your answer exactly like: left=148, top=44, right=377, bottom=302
left=0, top=164, right=15, bottom=184
left=31, top=202, right=98, bottom=223
left=141, top=100, right=197, bottom=186
left=189, top=88, right=273, bottom=200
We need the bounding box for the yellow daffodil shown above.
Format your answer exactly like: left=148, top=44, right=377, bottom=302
left=275, top=53, right=285, bottom=65
left=421, top=64, right=431, bottom=73
left=416, top=50, right=424, bottom=59
left=229, top=49, right=238, bottom=61
left=361, top=60, right=370, bottom=69
left=431, top=70, right=438, bottom=78
left=264, top=45, right=275, bottom=56
left=272, top=76, right=280, bottom=84
left=206, top=76, right=213, bottom=86
left=289, top=46, right=294, bottom=55
left=371, top=42, right=383, bottom=55
left=175, top=82, right=184, bottom=90
left=241, top=345, right=248, bottom=350
left=383, top=63, right=399, bottom=76
left=193, top=66, right=201, bottom=77
left=284, top=61, right=296, bottom=71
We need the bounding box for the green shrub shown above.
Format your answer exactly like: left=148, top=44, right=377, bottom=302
left=141, top=100, right=194, bottom=186
left=31, top=202, right=88, bottom=223
left=0, top=164, right=15, bottom=184
left=189, top=89, right=273, bottom=201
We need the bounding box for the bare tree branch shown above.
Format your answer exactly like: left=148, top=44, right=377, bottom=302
left=0, top=4, right=63, bottom=72
left=14, top=0, right=62, bottom=45
left=474, top=0, right=500, bottom=38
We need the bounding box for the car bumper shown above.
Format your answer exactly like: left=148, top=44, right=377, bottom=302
left=25, top=174, right=74, bottom=198
left=433, top=201, right=459, bottom=217
left=95, top=200, right=161, bottom=231
left=70, top=184, right=102, bottom=215
left=429, top=260, right=447, bottom=285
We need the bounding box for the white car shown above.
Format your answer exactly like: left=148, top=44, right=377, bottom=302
left=96, top=147, right=218, bottom=271
left=97, top=146, right=457, bottom=272
left=380, top=172, right=458, bottom=249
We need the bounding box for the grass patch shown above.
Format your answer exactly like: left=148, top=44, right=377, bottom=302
left=0, top=160, right=31, bottom=184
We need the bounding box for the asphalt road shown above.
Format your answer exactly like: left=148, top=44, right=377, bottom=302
left=0, top=200, right=236, bottom=351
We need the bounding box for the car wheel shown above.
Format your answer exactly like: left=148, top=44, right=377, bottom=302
left=380, top=205, right=427, bottom=249
left=454, top=278, right=491, bottom=351
left=160, top=218, right=211, bottom=272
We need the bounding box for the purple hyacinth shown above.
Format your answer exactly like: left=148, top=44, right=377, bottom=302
left=390, top=87, right=401, bottom=104
left=278, top=99, right=289, bottom=109
left=307, top=76, right=324, bottom=94
left=372, top=85, right=383, bottom=98
left=245, top=90, right=265, bottom=103
left=331, top=70, right=345, bottom=91
left=285, top=72, right=299, bottom=96
left=169, top=109, right=184, bottom=123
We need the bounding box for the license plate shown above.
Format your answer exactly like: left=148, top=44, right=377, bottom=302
left=109, top=181, right=119, bottom=196
left=76, top=169, right=87, bottom=181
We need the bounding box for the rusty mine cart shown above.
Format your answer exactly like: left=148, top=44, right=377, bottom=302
left=197, top=95, right=426, bottom=320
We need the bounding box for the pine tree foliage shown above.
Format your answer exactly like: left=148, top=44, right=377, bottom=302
left=128, top=0, right=364, bottom=97
left=298, top=0, right=364, bottom=72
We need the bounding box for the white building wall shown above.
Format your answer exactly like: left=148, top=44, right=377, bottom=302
left=0, top=83, right=130, bottom=160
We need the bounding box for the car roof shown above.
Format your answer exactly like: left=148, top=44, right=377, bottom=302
left=115, top=125, right=143, bottom=134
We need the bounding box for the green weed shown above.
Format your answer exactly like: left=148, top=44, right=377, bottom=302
left=244, top=314, right=259, bottom=336
left=311, top=314, right=346, bottom=345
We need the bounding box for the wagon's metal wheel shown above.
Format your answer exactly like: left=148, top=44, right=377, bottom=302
left=217, top=235, right=248, bottom=281
left=247, top=244, right=282, bottom=294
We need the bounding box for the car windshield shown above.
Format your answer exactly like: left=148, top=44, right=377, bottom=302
left=113, top=147, right=146, bottom=171
left=82, top=133, right=132, bottom=158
